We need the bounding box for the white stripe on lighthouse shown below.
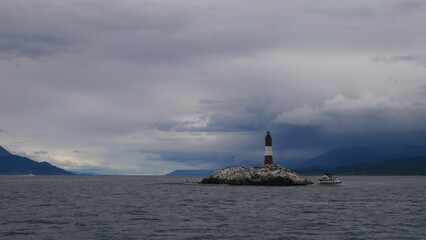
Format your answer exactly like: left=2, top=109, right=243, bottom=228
left=265, top=146, right=272, bottom=156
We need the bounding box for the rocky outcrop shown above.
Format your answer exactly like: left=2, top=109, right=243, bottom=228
left=201, top=164, right=313, bottom=186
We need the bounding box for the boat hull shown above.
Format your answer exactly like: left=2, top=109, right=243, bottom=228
left=319, top=179, right=342, bottom=184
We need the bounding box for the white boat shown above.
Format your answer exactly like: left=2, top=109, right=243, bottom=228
left=318, top=173, right=341, bottom=184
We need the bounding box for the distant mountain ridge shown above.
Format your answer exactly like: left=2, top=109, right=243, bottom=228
left=166, top=169, right=214, bottom=176
left=0, top=146, right=74, bottom=175
left=332, top=156, right=426, bottom=175
left=297, top=144, right=426, bottom=170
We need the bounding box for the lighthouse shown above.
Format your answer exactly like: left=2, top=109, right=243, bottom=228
left=264, top=131, right=273, bottom=165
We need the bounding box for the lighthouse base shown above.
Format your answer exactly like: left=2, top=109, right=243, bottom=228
left=264, top=156, right=273, bottom=165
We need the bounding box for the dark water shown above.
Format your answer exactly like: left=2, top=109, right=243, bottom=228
left=1, top=175, right=425, bottom=239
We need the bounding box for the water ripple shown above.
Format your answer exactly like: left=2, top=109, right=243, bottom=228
left=1, top=175, right=426, bottom=239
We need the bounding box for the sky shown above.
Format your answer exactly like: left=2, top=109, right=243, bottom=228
left=1, top=0, right=426, bottom=174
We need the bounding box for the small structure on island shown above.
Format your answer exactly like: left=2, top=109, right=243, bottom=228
left=264, top=131, right=273, bottom=165
left=201, top=131, right=313, bottom=186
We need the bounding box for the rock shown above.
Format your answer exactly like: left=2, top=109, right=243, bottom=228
left=201, top=164, right=313, bottom=186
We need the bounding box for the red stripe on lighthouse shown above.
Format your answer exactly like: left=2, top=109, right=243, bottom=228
left=264, top=131, right=273, bottom=165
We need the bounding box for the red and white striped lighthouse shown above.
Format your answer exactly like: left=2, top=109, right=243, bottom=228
left=264, top=131, right=273, bottom=165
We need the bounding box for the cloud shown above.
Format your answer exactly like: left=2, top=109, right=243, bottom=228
left=0, top=0, right=189, bottom=59
left=155, top=112, right=264, bottom=133
left=373, top=55, right=426, bottom=68
left=0, top=2, right=76, bottom=59
left=305, top=6, right=376, bottom=20
left=1, top=0, right=426, bottom=174
left=33, top=150, right=49, bottom=155
left=274, top=93, right=426, bottom=134
left=393, top=0, right=426, bottom=13
left=0, top=34, right=70, bottom=59
left=273, top=105, right=322, bottom=127
left=72, top=150, right=86, bottom=154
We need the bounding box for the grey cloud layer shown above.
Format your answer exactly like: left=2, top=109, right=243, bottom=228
left=3, top=0, right=425, bottom=60
left=1, top=0, right=426, bottom=174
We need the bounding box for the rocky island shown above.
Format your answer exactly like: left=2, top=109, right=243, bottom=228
left=201, top=164, right=313, bottom=186
left=201, top=131, right=312, bottom=186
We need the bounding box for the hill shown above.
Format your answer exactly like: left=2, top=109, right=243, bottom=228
left=0, top=146, right=75, bottom=175
left=332, top=156, right=426, bottom=175
left=297, top=144, right=426, bottom=170
left=0, top=146, right=11, bottom=156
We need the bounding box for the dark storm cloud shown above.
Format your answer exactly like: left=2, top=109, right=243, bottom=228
left=273, top=93, right=426, bottom=150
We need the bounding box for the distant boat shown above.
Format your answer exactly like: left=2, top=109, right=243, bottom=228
left=319, top=173, right=341, bottom=184
left=27, top=173, right=35, bottom=176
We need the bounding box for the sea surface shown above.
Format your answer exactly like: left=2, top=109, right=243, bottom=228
left=1, top=175, right=425, bottom=239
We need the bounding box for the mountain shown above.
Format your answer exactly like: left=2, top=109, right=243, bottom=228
left=0, top=146, right=11, bottom=156
left=166, top=169, right=214, bottom=176
left=297, top=144, right=426, bottom=170
left=332, top=156, right=426, bottom=175
left=0, top=146, right=75, bottom=175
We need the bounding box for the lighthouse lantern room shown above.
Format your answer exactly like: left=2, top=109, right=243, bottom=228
left=264, top=131, right=273, bottom=165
